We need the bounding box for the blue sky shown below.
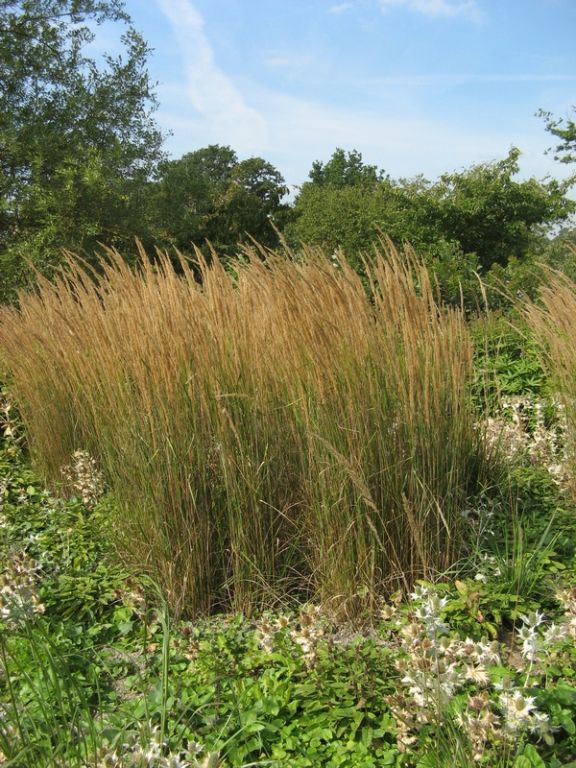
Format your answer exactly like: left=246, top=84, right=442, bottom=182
left=118, top=0, right=575, bottom=190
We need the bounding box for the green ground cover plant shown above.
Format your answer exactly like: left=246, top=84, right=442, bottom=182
left=1, top=423, right=575, bottom=766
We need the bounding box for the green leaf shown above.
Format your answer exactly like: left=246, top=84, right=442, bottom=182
left=514, top=745, right=546, bottom=768
left=562, top=714, right=576, bottom=735
left=117, top=620, right=134, bottom=636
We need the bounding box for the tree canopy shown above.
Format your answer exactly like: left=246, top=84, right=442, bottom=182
left=308, top=148, right=384, bottom=189
left=288, top=147, right=574, bottom=273
left=416, top=148, right=572, bottom=270
left=0, top=5, right=574, bottom=312
left=0, top=0, right=164, bottom=299
left=151, top=145, right=289, bottom=256
left=539, top=106, right=576, bottom=166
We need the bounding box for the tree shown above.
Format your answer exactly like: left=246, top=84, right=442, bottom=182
left=286, top=149, right=391, bottom=268
left=151, top=145, right=237, bottom=252
left=285, top=184, right=386, bottom=261
left=539, top=106, right=576, bottom=165
left=151, top=145, right=288, bottom=256
left=418, top=148, right=573, bottom=270
left=0, top=0, right=164, bottom=300
left=308, top=148, right=383, bottom=189
left=288, top=147, right=574, bottom=273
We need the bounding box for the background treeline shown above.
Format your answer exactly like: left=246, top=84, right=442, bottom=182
left=1, top=0, right=576, bottom=307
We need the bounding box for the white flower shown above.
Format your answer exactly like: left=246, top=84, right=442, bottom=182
left=410, top=585, right=429, bottom=601
left=475, top=640, right=501, bottom=666
left=499, top=690, right=539, bottom=733
left=519, top=611, right=545, bottom=628
left=494, top=676, right=514, bottom=691
left=529, top=710, right=551, bottom=736
left=517, top=625, right=539, bottom=661
left=465, top=665, right=490, bottom=686
left=544, top=622, right=568, bottom=645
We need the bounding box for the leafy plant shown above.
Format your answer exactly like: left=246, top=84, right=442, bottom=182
left=470, top=315, right=549, bottom=414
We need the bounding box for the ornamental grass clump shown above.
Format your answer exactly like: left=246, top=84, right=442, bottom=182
left=524, top=261, right=576, bottom=495
left=0, top=242, right=488, bottom=617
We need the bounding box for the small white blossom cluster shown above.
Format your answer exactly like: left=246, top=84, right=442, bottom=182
left=388, top=586, right=502, bottom=754
left=470, top=597, right=576, bottom=746
left=472, top=553, right=502, bottom=584
left=255, top=604, right=326, bottom=665
left=254, top=613, right=290, bottom=653
left=497, top=686, right=550, bottom=738
left=410, top=585, right=450, bottom=637
left=386, top=585, right=557, bottom=760
left=290, top=605, right=327, bottom=665
left=454, top=692, right=502, bottom=761
left=61, top=450, right=105, bottom=509
left=87, top=731, right=219, bottom=768
left=513, top=592, right=576, bottom=669
left=0, top=551, right=45, bottom=625
left=481, top=396, right=570, bottom=486
left=0, top=393, right=22, bottom=451
left=516, top=610, right=547, bottom=663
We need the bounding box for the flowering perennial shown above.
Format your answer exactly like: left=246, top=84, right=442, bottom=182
left=0, top=551, right=45, bottom=626
left=61, top=449, right=106, bottom=509
left=482, top=396, right=570, bottom=487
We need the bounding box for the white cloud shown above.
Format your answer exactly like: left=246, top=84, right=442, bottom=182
left=377, top=0, right=482, bottom=20
left=263, top=50, right=316, bottom=72
left=155, top=72, right=569, bottom=190
left=256, top=93, right=504, bottom=179
left=159, top=83, right=543, bottom=185
left=154, top=0, right=268, bottom=152
left=329, top=2, right=354, bottom=13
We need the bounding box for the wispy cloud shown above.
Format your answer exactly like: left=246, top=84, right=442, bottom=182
left=374, top=73, right=576, bottom=86
left=329, top=2, right=354, bottom=13
left=154, top=0, right=267, bottom=151
left=377, top=0, right=482, bottom=20
left=263, top=49, right=316, bottom=72
left=206, top=86, right=528, bottom=185
left=150, top=0, right=570, bottom=190
left=160, top=82, right=570, bottom=189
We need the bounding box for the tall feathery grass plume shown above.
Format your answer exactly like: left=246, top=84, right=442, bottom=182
left=0, top=241, right=490, bottom=618
left=523, top=250, right=576, bottom=496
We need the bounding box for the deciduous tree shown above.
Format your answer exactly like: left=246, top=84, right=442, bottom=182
left=0, top=0, right=164, bottom=300
left=539, top=106, right=576, bottom=166
left=288, top=148, right=573, bottom=272
left=152, top=145, right=288, bottom=256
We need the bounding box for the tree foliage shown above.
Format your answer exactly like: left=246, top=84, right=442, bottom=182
left=288, top=147, right=574, bottom=273
left=1, top=9, right=575, bottom=313
left=0, top=0, right=164, bottom=300
left=308, top=147, right=383, bottom=189
left=151, top=145, right=289, bottom=256
left=539, top=106, right=576, bottom=165
left=418, top=148, right=573, bottom=270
